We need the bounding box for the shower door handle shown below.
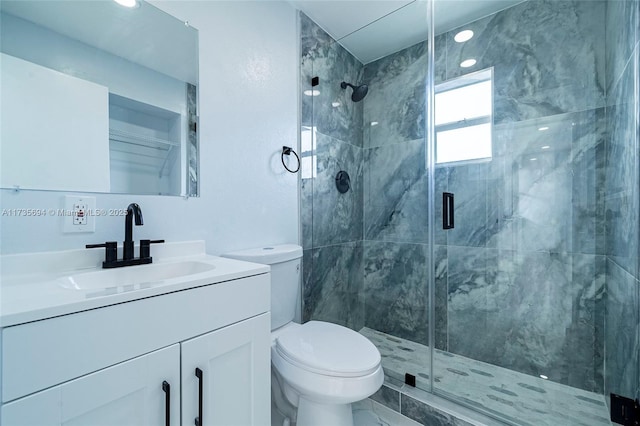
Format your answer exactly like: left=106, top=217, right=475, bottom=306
left=443, top=192, right=454, bottom=229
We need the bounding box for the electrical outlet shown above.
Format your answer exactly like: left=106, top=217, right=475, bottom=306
left=72, top=201, right=87, bottom=225
left=63, top=196, right=96, bottom=233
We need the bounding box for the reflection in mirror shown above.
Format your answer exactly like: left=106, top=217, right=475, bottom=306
left=0, top=0, right=199, bottom=196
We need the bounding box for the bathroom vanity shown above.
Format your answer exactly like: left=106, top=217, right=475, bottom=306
left=0, top=241, right=270, bottom=425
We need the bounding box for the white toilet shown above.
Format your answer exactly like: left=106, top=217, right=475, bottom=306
left=223, top=244, right=383, bottom=426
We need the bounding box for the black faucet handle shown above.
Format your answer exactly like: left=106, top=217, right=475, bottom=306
left=86, top=241, right=118, bottom=263
left=140, top=239, right=165, bottom=259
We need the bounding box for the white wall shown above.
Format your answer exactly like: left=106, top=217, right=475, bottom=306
left=0, top=1, right=299, bottom=255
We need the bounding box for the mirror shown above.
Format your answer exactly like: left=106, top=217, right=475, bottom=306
left=0, top=0, right=199, bottom=196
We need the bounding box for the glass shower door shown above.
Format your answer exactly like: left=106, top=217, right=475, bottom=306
left=430, top=1, right=610, bottom=425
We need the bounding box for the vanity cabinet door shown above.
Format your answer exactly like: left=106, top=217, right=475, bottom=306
left=181, top=313, right=270, bottom=426
left=1, top=344, right=180, bottom=426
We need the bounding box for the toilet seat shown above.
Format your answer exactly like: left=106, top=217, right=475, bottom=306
left=275, top=321, right=381, bottom=377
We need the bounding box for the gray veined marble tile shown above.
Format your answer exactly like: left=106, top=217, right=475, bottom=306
left=361, top=328, right=611, bottom=426
left=445, top=163, right=490, bottom=248
left=604, top=258, right=639, bottom=402
left=301, top=13, right=364, bottom=147
left=364, top=139, right=428, bottom=244
left=302, top=243, right=364, bottom=331
left=434, top=33, right=447, bottom=85
left=400, top=394, right=475, bottom=426
left=605, top=53, right=639, bottom=279
left=483, top=110, right=605, bottom=254
left=605, top=0, right=638, bottom=93
left=434, top=245, right=449, bottom=351
left=300, top=176, right=313, bottom=250
left=434, top=167, right=450, bottom=246
left=570, top=108, right=607, bottom=256
left=370, top=385, right=401, bottom=412
left=447, top=248, right=605, bottom=392
left=312, top=132, right=363, bottom=247
left=444, top=0, right=605, bottom=124
left=300, top=12, right=334, bottom=59
left=363, top=42, right=428, bottom=149
left=363, top=241, right=430, bottom=346
left=300, top=13, right=324, bottom=129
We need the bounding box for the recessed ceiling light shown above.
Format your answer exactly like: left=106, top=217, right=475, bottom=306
left=454, top=30, right=474, bottom=43
left=332, top=102, right=341, bottom=108
left=530, top=158, right=537, bottom=161
left=460, top=59, right=477, bottom=68
left=370, top=121, right=379, bottom=126
left=541, top=145, right=550, bottom=150
left=303, top=90, right=320, bottom=97
left=114, top=0, right=139, bottom=8
left=538, top=126, right=549, bottom=131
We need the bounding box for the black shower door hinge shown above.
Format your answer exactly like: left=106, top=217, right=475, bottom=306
left=405, top=373, right=416, bottom=387
left=610, top=393, right=640, bottom=425
left=311, top=76, right=319, bottom=86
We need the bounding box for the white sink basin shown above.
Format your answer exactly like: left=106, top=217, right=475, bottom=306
left=58, top=260, right=216, bottom=291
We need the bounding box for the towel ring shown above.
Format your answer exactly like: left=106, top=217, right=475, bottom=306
left=281, top=146, right=300, bottom=173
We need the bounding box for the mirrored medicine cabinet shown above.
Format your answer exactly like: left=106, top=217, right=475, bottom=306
left=0, top=0, right=199, bottom=197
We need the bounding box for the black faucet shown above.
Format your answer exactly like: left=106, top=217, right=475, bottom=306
left=123, top=203, right=143, bottom=261
left=86, top=203, right=164, bottom=268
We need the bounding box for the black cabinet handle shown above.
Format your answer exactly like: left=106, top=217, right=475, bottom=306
left=195, top=368, right=203, bottom=426
left=443, top=192, right=455, bottom=229
left=162, top=381, right=170, bottom=426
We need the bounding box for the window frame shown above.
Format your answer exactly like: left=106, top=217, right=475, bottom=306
left=435, top=67, right=494, bottom=166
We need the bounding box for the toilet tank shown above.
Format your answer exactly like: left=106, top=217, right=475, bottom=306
left=222, top=244, right=302, bottom=330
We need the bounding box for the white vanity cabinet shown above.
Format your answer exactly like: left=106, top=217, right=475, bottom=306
left=181, top=315, right=270, bottom=426
left=0, top=269, right=271, bottom=426
left=1, top=344, right=180, bottom=426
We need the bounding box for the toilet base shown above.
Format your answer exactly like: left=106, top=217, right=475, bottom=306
left=296, top=397, right=353, bottom=426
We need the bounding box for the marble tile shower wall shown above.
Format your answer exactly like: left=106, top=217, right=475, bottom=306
left=301, top=0, right=640, bottom=403
left=300, top=13, right=366, bottom=330
left=604, top=0, right=640, bottom=404
left=362, top=42, right=432, bottom=346
left=434, top=0, right=608, bottom=394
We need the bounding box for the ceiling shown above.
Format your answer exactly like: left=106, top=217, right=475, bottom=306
left=290, top=0, right=525, bottom=63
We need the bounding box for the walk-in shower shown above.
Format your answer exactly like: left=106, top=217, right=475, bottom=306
left=300, top=1, right=640, bottom=425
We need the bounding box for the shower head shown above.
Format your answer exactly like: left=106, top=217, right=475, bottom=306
left=341, top=81, right=368, bottom=102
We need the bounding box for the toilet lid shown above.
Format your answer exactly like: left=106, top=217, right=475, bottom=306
left=275, top=321, right=381, bottom=377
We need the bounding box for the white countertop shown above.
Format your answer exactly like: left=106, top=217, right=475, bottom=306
left=0, top=241, right=269, bottom=327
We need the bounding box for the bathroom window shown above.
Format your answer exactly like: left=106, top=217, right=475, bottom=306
left=435, top=69, right=493, bottom=164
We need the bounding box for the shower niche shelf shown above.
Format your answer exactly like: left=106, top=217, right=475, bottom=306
left=108, top=94, right=183, bottom=195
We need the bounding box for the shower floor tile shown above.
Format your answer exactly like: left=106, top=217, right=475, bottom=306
left=360, top=327, right=611, bottom=426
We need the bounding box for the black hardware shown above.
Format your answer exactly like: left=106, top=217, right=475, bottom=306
left=140, top=239, right=165, bottom=259
left=102, top=257, right=153, bottom=268
left=311, top=76, right=319, bottom=87
left=610, top=393, right=639, bottom=425
left=124, top=203, right=144, bottom=261
left=162, top=381, right=171, bottom=426
left=335, top=171, right=351, bottom=193
left=405, top=373, right=416, bottom=387
left=281, top=146, right=300, bottom=173
left=88, top=203, right=163, bottom=268
left=195, top=368, right=203, bottom=426
left=443, top=192, right=455, bottom=229
left=85, top=241, right=118, bottom=265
